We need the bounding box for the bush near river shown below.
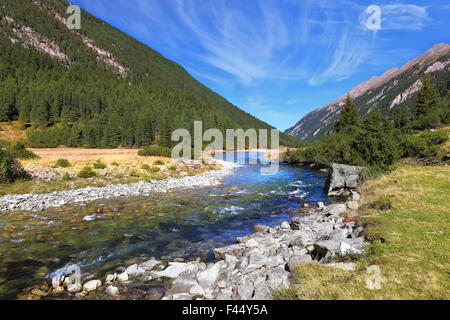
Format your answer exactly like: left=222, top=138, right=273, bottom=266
left=0, top=148, right=30, bottom=183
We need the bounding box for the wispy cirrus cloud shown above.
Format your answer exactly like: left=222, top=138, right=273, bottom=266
left=78, top=0, right=429, bottom=87
left=133, top=0, right=380, bottom=86
left=367, top=4, right=430, bottom=31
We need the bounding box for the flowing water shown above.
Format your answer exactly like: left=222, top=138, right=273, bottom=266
left=0, top=152, right=329, bottom=299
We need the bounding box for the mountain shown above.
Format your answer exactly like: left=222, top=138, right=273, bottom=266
left=286, top=43, right=450, bottom=141
left=0, top=0, right=300, bottom=148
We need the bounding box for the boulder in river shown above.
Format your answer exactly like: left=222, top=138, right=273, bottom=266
left=83, top=280, right=102, bottom=292
left=324, top=163, right=367, bottom=197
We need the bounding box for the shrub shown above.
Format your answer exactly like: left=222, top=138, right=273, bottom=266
left=153, top=160, right=165, bottom=166
left=141, top=164, right=151, bottom=170
left=168, top=165, right=177, bottom=171
left=93, top=160, right=107, bottom=169
left=412, top=113, right=441, bottom=131
left=0, top=149, right=30, bottom=183
left=420, top=130, right=449, bottom=146
left=138, top=146, right=172, bottom=158
left=148, top=166, right=160, bottom=173
left=54, top=159, right=71, bottom=168
left=400, top=134, right=441, bottom=159
left=111, top=161, right=119, bottom=166
left=78, top=166, right=97, bottom=178
left=7, top=141, right=39, bottom=160
left=129, top=170, right=140, bottom=177
left=61, top=172, right=73, bottom=181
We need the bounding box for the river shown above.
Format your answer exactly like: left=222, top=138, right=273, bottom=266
left=0, top=152, right=329, bottom=299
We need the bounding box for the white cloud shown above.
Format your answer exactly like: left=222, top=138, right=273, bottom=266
left=360, top=4, right=429, bottom=31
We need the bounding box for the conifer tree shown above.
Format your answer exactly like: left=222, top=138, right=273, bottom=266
left=412, top=75, right=442, bottom=129
left=416, top=75, right=439, bottom=117
left=335, top=95, right=360, bottom=134
left=0, top=87, right=12, bottom=122
left=393, top=106, right=412, bottom=129
left=159, top=114, right=173, bottom=148
left=30, top=103, right=49, bottom=128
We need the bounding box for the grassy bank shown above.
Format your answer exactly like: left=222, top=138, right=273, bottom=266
left=277, top=164, right=449, bottom=300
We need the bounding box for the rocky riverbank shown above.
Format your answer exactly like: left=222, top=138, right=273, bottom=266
left=41, top=198, right=365, bottom=300
left=0, top=159, right=238, bottom=212
left=32, top=163, right=367, bottom=301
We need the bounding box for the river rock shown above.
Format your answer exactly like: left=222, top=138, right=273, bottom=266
left=106, top=285, right=119, bottom=296
left=280, top=221, right=291, bottom=230
left=189, top=284, right=205, bottom=299
left=324, top=163, right=366, bottom=197
left=327, top=203, right=347, bottom=216
left=266, top=266, right=289, bottom=291
left=214, top=243, right=246, bottom=259
left=125, top=264, right=145, bottom=277
left=288, top=230, right=314, bottom=247
left=153, top=262, right=196, bottom=279
left=52, top=276, right=63, bottom=289
left=117, top=272, right=129, bottom=282
left=83, top=280, right=102, bottom=292
left=67, top=283, right=82, bottom=293
left=197, top=261, right=224, bottom=290
left=140, top=259, right=161, bottom=271
left=237, top=283, right=254, bottom=300
left=216, top=287, right=233, bottom=300
left=106, top=274, right=116, bottom=283
left=172, top=293, right=193, bottom=300
left=246, top=248, right=267, bottom=272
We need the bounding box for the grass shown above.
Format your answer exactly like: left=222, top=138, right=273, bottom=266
left=277, top=165, right=449, bottom=300
left=0, top=121, right=26, bottom=142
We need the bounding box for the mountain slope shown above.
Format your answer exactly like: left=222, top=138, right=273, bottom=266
left=286, top=43, right=450, bottom=141
left=0, top=0, right=300, bottom=147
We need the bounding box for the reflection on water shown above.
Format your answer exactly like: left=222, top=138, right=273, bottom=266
left=0, top=152, right=328, bottom=299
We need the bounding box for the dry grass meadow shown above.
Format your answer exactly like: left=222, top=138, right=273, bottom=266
left=21, top=148, right=167, bottom=168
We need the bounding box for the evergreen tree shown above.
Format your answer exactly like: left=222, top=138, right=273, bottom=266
left=159, top=114, right=173, bottom=148
left=335, top=96, right=360, bottom=134
left=416, top=75, right=439, bottom=117
left=393, top=106, right=412, bottom=129
left=103, top=112, right=122, bottom=148
left=30, top=102, right=49, bottom=128
left=351, top=108, right=401, bottom=170
left=0, top=87, right=12, bottom=122
left=135, top=109, right=154, bottom=147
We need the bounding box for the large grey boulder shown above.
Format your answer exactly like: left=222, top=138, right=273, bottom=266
left=324, top=164, right=366, bottom=197
left=197, top=261, right=225, bottom=290
left=167, top=269, right=199, bottom=295
left=152, top=262, right=196, bottom=279
left=214, top=243, right=246, bottom=259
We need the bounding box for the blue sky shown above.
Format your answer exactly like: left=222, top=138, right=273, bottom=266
left=71, top=0, right=450, bottom=131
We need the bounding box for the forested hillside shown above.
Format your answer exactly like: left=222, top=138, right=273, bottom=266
left=0, top=0, right=301, bottom=148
